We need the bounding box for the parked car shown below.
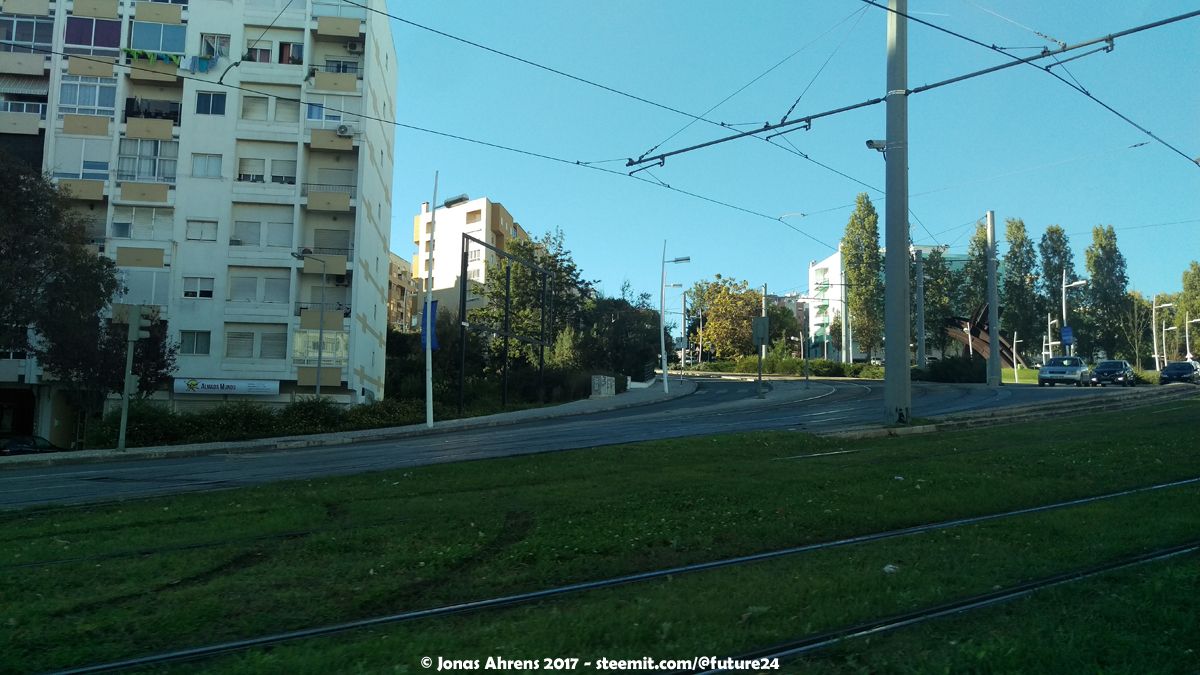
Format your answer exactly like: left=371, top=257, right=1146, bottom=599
left=0, top=434, right=65, bottom=456
left=1089, top=359, right=1136, bottom=387
left=1037, top=356, right=1092, bottom=387
left=1160, top=361, right=1200, bottom=385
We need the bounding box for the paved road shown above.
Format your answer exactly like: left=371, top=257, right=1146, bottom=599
left=0, top=379, right=1134, bottom=510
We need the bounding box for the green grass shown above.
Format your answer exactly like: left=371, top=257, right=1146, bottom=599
left=1, top=397, right=1197, bottom=672
left=1001, top=366, right=1039, bottom=384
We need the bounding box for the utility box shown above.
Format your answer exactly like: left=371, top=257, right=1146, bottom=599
left=590, top=375, right=616, bottom=398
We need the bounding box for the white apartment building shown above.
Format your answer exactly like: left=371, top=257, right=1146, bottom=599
left=411, top=196, right=529, bottom=315
left=0, top=0, right=396, bottom=443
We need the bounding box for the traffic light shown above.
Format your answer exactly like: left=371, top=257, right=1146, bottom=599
left=128, top=305, right=154, bottom=341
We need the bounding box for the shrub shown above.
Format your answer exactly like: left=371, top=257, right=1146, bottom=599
left=344, top=399, right=424, bottom=429
left=924, top=356, right=986, bottom=383
left=87, top=400, right=190, bottom=448
left=856, top=364, right=885, bottom=379
left=276, top=397, right=345, bottom=435
left=1132, top=369, right=1160, bottom=385
left=188, top=402, right=279, bottom=442
left=808, top=359, right=846, bottom=377
left=696, top=360, right=737, bottom=373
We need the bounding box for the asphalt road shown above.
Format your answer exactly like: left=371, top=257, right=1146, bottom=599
left=0, top=379, right=1134, bottom=510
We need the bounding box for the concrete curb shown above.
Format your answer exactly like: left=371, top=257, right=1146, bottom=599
left=0, top=379, right=699, bottom=469
left=825, top=386, right=1198, bottom=440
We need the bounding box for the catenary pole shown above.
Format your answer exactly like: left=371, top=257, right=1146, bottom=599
left=882, top=0, right=911, bottom=424
left=986, top=211, right=1000, bottom=386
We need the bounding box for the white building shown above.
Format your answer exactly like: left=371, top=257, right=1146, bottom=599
left=411, top=196, right=529, bottom=315
left=0, top=0, right=397, bottom=443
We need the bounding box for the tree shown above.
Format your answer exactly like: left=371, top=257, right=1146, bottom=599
left=922, top=247, right=955, bottom=357
left=828, top=313, right=843, bottom=354
left=1081, top=225, right=1128, bottom=358
left=841, top=194, right=883, bottom=357
left=957, top=222, right=989, bottom=316
left=1038, top=224, right=1077, bottom=326
left=766, top=302, right=801, bottom=345
left=1175, top=261, right=1200, bottom=357
left=1117, top=291, right=1153, bottom=369
left=1001, top=218, right=1041, bottom=360
left=687, top=275, right=759, bottom=358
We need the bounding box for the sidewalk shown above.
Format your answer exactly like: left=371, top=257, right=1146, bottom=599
left=0, top=378, right=699, bottom=468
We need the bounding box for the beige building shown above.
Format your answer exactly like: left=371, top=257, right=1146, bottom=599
left=387, top=252, right=418, bottom=331
left=0, top=0, right=397, bottom=443
left=411, top=196, right=530, bottom=315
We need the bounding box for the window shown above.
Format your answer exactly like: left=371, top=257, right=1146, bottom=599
left=196, top=92, right=226, bottom=115
left=229, top=277, right=257, bottom=301
left=325, top=58, right=359, bottom=74
left=131, top=21, right=187, bottom=54
left=117, top=138, right=178, bottom=183
left=306, top=102, right=339, bottom=122
left=58, top=76, right=117, bottom=118
left=228, top=272, right=289, bottom=302
left=274, top=99, right=300, bottom=123
left=201, top=33, right=230, bottom=58
left=260, top=332, right=287, bottom=359
left=263, top=278, right=289, bottom=303
left=270, top=160, right=296, bottom=184
left=241, top=95, right=268, bottom=121
left=182, top=277, right=214, bottom=299
left=468, top=249, right=481, bottom=262
left=467, top=269, right=481, bottom=281
left=466, top=209, right=482, bottom=224
left=112, top=222, right=131, bottom=238
left=305, top=95, right=361, bottom=128
left=191, top=153, right=222, bottom=178
left=237, top=158, right=265, bottom=182
left=185, top=220, right=217, bottom=241
left=52, top=137, right=110, bottom=180
left=112, top=206, right=173, bottom=239
left=225, top=331, right=254, bottom=358
left=0, top=14, right=54, bottom=53
left=180, top=331, right=211, bottom=355
left=63, top=17, right=121, bottom=56
left=266, top=222, right=292, bottom=247
left=232, top=220, right=261, bottom=246
left=278, top=42, right=303, bottom=64
left=244, top=41, right=271, bottom=63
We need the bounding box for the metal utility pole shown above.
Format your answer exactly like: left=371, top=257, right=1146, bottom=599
left=841, top=273, right=851, bottom=364
left=986, top=211, right=1000, bottom=386
left=761, top=283, right=768, bottom=359
left=882, top=0, right=911, bottom=424
left=914, top=249, right=925, bottom=368
left=698, top=305, right=703, bottom=365
left=681, top=290, right=688, bottom=379
left=424, top=172, right=437, bottom=428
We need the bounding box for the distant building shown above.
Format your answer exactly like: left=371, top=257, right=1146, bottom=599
left=411, top=197, right=530, bottom=315
left=387, top=253, right=419, bottom=331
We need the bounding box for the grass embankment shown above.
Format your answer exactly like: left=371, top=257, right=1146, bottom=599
left=2, top=398, right=1197, bottom=672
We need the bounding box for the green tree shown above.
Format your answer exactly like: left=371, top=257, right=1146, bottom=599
left=766, top=303, right=801, bottom=345
left=922, top=247, right=955, bottom=357
left=1175, top=262, right=1200, bottom=356
left=1001, top=218, right=1040, bottom=360
left=688, top=275, right=759, bottom=358
left=828, top=313, right=843, bottom=354
left=841, top=194, right=883, bottom=357
left=1081, top=225, right=1128, bottom=358
left=957, top=222, right=989, bottom=316
left=1117, top=291, right=1153, bottom=369
left=1038, top=224, right=1077, bottom=326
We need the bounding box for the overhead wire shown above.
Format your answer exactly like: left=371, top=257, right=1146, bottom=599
left=778, top=7, right=869, bottom=124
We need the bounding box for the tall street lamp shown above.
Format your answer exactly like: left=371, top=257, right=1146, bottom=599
left=291, top=250, right=326, bottom=398
left=1152, top=298, right=1174, bottom=370
left=1045, top=316, right=1059, bottom=361
left=660, top=243, right=689, bottom=394
left=1061, top=270, right=1087, bottom=356
left=1163, top=324, right=1177, bottom=364
left=1187, top=313, right=1199, bottom=360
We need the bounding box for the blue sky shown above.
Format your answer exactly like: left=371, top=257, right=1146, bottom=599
left=385, top=1, right=1199, bottom=306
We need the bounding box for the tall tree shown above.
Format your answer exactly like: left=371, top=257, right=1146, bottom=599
left=688, top=275, right=759, bottom=358
left=1038, top=224, right=1077, bottom=328
left=841, top=193, right=883, bottom=357
left=957, top=222, right=989, bottom=316
left=1081, top=225, right=1128, bottom=359
left=766, top=302, right=801, bottom=346
left=922, top=247, right=955, bottom=357
left=1001, top=218, right=1040, bottom=359
left=1117, top=291, right=1153, bottom=369
left=1175, top=261, right=1200, bottom=357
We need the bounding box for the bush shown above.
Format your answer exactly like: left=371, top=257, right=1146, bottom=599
left=344, top=399, right=425, bottom=429
left=856, top=364, right=885, bottom=379
left=695, top=360, right=736, bottom=373
left=924, top=356, right=986, bottom=383
left=276, top=397, right=345, bottom=435
left=188, top=402, right=279, bottom=442
left=1133, top=369, right=1160, bottom=385
left=808, top=359, right=847, bottom=377
left=87, top=400, right=190, bottom=448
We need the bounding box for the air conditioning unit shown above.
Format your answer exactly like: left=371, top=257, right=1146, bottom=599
left=335, top=124, right=354, bottom=137
left=345, top=41, right=362, bottom=53
left=229, top=238, right=243, bottom=246
left=333, top=274, right=348, bottom=286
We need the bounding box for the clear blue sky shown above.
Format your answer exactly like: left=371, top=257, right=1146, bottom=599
left=385, top=1, right=1199, bottom=306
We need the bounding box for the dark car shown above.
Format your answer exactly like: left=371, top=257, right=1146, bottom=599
left=1160, top=361, right=1200, bottom=385
left=0, top=435, right=64, bottom=456
left=1090, top=359, right=1136, bottom=387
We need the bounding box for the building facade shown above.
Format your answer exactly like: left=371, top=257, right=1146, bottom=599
left=0, top=0, right=397, bottom=441
left=411, top=196, right=529, bottom=315
left=386, top=251, right=417, bottom=331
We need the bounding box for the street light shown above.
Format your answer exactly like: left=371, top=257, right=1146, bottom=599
left=1061, top=270, right=1088, bottom=356
left=660, top=242, right=689, bottom=395
left=1164, top=324, right=1178, bottom=365
left=1045, top=316, right=1059, bottom=361
left=665, top=283, right=683, bottom=378
left=1187, top=313, right=1199, bottom=360
left=1152, top=298, right=1175, bottom=370
left=291, top=249, right=326, bottom=398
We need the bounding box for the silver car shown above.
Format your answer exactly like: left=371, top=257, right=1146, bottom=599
left=1038, top=356, right=1092, bottom=387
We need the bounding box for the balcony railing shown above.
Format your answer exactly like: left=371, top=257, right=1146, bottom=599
left=0, top=101, right=47, bottom=119
left=301, top=183, right=356, bottom=198
left=319, top=63, right=361, bottom=75
left=124, top=98, right=181, bottom=125
left=295, top=246, right=353, bottom=261
left=294, top=301, right=351, bottom=317
left=312, top=1, right=367, bottom=19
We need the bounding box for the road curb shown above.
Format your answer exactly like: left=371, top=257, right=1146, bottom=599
left=0, top=380, right=699, bottom=469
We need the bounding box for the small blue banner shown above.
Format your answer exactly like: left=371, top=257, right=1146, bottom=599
left=1061, top=325, right=1074, bottom=346
left=420, top=300, right=439, bottom=351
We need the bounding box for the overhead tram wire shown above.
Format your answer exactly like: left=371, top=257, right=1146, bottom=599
left=858, top=1, right=1200, bottom=169
left=777, top=7, right=869, bottom=125
left=5, top=41, right=834, bottom=250
left=626, top=10, right=1200, bottom=170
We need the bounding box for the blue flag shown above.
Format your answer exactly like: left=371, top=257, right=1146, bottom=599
left=420, top=300, right=439, bottom=351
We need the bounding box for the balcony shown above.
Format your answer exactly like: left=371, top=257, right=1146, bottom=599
left=295, top=245, right=353, bottom=262
left=294, top=301, right=351, bottom=318
left=123, top=97, right=180, bottom=125
left=301, top=183, right=355, bottom=211
left=0, top=100, right=47, bottom=119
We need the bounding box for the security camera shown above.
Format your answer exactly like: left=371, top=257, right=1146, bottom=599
left=865, top=139, right=887, bottom=151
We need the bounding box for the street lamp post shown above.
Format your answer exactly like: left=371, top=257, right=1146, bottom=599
left=1061, top=269, right=1088, bottom=357
left=660, top=242, right=690, bottom=395
left=1164, top=324, right=1177, bottom=364
left=681, top=289, right=688, bottom=379
left=290, top=250, right=327, bottom=398
left=1045, top=316, right=1059, bottom=361
left=1152, top=298, right=1175, bottom=370
left=1187, top=313, right=1199, bottom=360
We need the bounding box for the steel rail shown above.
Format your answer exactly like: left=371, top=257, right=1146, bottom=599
left=50, top=475, right=1200, bottom=674
left=693, top=540, right=1200, bottom=673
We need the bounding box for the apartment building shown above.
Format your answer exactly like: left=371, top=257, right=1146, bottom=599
left=0, top=0, right=397, bottom=442
left=386, top=251, right=417, bottom=331
left=411, top=196, right=529, bottom=315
